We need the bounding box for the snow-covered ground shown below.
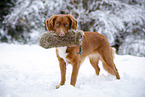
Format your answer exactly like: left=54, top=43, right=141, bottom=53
left=0, top=43, right=145, bottom=97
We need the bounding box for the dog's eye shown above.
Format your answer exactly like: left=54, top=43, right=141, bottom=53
left=56, top=23, right=59, bottom=26
left=65, top=23, right=68, bottom=26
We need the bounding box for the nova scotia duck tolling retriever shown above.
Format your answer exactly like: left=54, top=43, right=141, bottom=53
left=45, top=14, right=120, bottom=87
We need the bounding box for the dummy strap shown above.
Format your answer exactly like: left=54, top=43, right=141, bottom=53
left=77, top=45, right=83, bottom=55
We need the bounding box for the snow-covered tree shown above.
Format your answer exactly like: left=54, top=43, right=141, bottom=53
left=0, top=0, right=145, bottom=56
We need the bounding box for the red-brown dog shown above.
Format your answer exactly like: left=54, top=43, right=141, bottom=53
left=46, top=14, right=120, bottom=87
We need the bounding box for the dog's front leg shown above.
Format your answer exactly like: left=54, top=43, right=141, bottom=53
left=56, top=58, right=66, bottom=89
left=70, top=60, right=80, bottom=86
left=56, top=50, right=66, bottom=86
left=59, top=58, right=66, bottom=85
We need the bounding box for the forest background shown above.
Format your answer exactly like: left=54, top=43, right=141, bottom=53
left=0, top=0, right=145, bottom=57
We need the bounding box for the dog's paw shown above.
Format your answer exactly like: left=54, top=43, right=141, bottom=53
left=56, top=85, right=60, bottom=89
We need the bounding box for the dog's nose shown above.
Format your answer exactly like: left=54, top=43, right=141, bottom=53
left=59, top=29, right=65, bottom=36
left=59, top=31, right=65, bottom=37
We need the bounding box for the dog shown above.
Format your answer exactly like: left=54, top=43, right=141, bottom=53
left=46, top=14, right=120, bottom=87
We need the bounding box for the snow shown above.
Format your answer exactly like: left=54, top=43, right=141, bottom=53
left=0, top=43, right=145, bottom=97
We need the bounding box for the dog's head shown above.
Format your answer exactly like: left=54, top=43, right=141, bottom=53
left=46, top=14, right=78, bottom=37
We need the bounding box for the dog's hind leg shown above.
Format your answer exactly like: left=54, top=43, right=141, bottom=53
left=88, top=53, right=100, bottom=75
left=98, top=47, right=120, bottom=79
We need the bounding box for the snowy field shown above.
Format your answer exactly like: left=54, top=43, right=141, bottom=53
left=0, top=43, right=145, bottom=97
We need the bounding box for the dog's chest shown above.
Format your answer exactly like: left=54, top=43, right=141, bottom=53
left=57, top=47, right=69, bottom=63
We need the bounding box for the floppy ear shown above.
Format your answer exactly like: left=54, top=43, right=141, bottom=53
left=66, top=14, right=78, bottom=30
left=46, top=15, right=58, bottom=31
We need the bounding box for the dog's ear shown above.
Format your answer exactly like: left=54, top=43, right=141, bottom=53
left=66, top=14, right=78, bottom=30
left=46, top=15, right=58, bottom=31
